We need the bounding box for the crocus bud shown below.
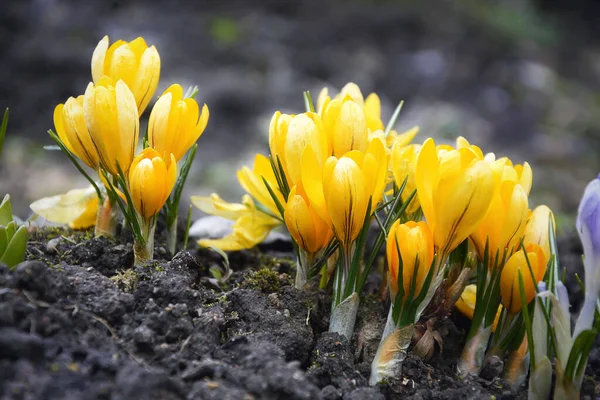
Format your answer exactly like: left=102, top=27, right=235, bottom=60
left=576, top=175, right=600, bottom=296
left=83, top=77, right=139, bottom=176
left=500, top=244, right=547, bottom=314
left=317, top=82, right=384, bottom=133
left=321, top=95, right=368, bottom=158
left=415, top=138, right=495, bottom=257
left=284, top=186, right=332, bottom=254
left=92, top=36, right=161, bottom=114
left=269, top=112, right=328, bottom=188
left=305, top=138, right=387, bottom=247
left=54, top=96, right=100, bottom=169
left=523, top=205, right=555, bottom=261
left=386, top=220, right=434, bottom=299
left=391, top=143, right=421, bottom=214
left=148, top=84, right=209, bottom=162
left=128, top=148, right=177, bottom=219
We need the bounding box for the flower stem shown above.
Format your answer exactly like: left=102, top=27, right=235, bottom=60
left=329, top=292, right=360, bottom=340
left=95, top=196, right=118, bottom=237
left=133, top=217, right=156, bottom=266
left=295, top=249, right=312, bottom=289
left=166, top=217, right=177, bottom=256
left=370, top=324, right=414, bottom=385
left=457, top=324, right=493, bottom=377
left=503, top=337, right=530, bottom=390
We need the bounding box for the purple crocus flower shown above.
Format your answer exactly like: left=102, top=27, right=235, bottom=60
left=574, top=175, right=600, bottom=337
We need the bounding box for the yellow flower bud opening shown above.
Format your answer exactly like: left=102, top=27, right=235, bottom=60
left=83, top=77, right=139, bottom=176
left=306, top=137, right=386, bottom=248
left=316, top=83, right=384, bottom=134
left=416, top=138, right=495, bottom=257
left=92, top=36, right=161, bottom=114
left=284, top=186, right=333, bottom=254
left=54, top=96, right=99, bottom=169
left=500, top=244, right=547, bottom=314
left=321, top=95, right=369, bottom=158
left=269, top=112, right=328, bottom=189
left=386, top=220, right=434, bottom=299
left=128, top=148, right=177, bottom=219
left=523, top=205, right=554, bottom=261
left=148, top=84, right=209, bottom=162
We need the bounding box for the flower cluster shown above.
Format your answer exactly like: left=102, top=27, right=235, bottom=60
left=31, top=36, right=209, bottom=264
left=22, top=35, right=600, bottom=395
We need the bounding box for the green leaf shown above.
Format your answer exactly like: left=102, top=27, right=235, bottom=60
left=0, top=226, right=8, bottom=256
left=207, top=246, right=232, bottom=283
left=183, top=204, right=193, bottom=250
left=185, top=85, right=199, bottom=99
left=6, top=221, right=16, bottom=239
left=167, top=143, right=197, bottom=226
left=565, top=328, right=597, bottom=380
left=384, top=101, right=404, bottom=137
left=209, top=267, right=223, bottom=281
left=304, top=91, right=315, bottom=113
left=261, top=177, right=286, bottom=219
left=0, top=194, right=13, bottom=226
left=1, top=225, right=27, bottom=268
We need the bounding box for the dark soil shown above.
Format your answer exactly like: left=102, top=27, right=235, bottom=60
left=0, top=226, right=597, bottom=399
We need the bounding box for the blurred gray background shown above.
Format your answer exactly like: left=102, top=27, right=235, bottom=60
left=1, top=0, right=600, bottom=227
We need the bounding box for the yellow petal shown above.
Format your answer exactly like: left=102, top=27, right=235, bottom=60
left=415, top=138, right=439, bottom=231
left=30, top=186, right=98, bottom=226
left=435, top=160, right=495, bottom=252
left=387, top=126, right=419, bottom=148
left=326, top=157, right=368, bottom=246
left=301, top=146, right=329, bottom=223
left=339, top=82, right=365, bottom=105
left=91, top=36, right=109, bottom=83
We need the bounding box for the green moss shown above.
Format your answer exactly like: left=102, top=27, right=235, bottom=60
left=110, top=269, right=139, bottom=292
left=241, top=267, right=284, bottom=293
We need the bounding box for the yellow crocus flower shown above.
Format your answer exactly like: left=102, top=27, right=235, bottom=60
left=269, top=111, right=329, bottom=188
left=500, top=243, right=547, bottom=314
left=302, top=137, right=387, bottom=247
left=148, top=84, right=209, bottom=162
left=391, top=143, right=421, bottom=214
left=415, top=138, right=495, bottom=258
left=83, top=76, right=139, bottom=176
left=471, top=160, right=531, bottom=267
left=237, top=154, right=285, bottom=217
left=54, top=96, right=99, bottom=169
left=523, top=205, right=555, bottom=260
left=284, top=186, right=333, bottom=254
left=192, top=194, right=281, bottom=251
left=321, top=95, right=369, bottom=158
left=128, top=148, right=177, bottom=219
left=317, top=82, right=384, bottom=133
left=386, top=220, right=434, bottom=299
left=92, top=36, right=160, bottom=114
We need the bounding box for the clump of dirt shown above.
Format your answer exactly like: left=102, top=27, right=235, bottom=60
left=0, top=226, right=598, bottom=399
